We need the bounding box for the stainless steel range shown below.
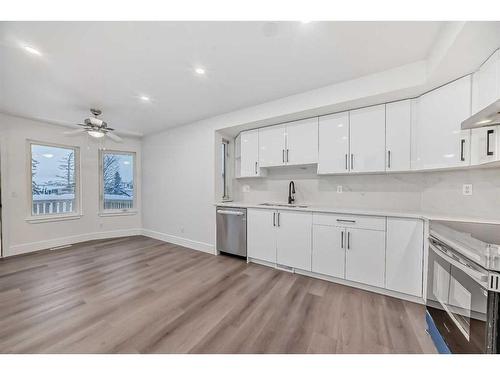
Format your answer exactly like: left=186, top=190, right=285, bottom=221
left=426, top=220, right=500, bottom=353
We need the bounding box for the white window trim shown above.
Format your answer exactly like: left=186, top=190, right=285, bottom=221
left=26, top=140, right=82, bottom=223
left=99, top=149, right=137, bottom=216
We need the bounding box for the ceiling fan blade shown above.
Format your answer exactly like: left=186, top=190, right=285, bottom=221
left=106, top=131, right=123, bottom=143
left=64, top=128, right=87, bottom=135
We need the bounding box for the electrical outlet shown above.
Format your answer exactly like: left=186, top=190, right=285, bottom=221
left=337, top=185, right=343, bottom=193
left=463, top=184, right=473, bottom=196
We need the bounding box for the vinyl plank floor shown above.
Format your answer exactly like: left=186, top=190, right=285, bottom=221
left=0, top=236, right=436, bottom=354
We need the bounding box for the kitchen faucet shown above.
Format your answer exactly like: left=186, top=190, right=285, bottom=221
left=288, top=181, right=295, bottom=205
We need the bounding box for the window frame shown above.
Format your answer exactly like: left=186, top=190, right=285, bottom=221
left=26, top=140, right=81, bottom=223
left=99, top=149, right=137, bottom=216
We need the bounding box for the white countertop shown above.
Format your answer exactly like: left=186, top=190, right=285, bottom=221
left=215, top=202, right=500, bottom=224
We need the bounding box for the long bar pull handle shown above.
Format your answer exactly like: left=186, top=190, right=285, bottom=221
left=387, top=150, right=391, bottom=168
left=255, top=161, right=258, bottom=174
left=345, top=154, right=348, bottom=170
left=277, top=212, right=280, bottom=227
left=350, top=154, right=354, bottom=170
left=282, top=149, right=285, bottom=163
left=347, top=231, right=350, bottom=250
left=460, top=139, right=465, bottom=161
left=341, top=230, right=344, bottom=249
left=286, top=149, right=289, bottom=163
left=273, top=212, right=276, bottom=227
left=487, top=129, right=494, bottom=156
left=336, top=219, right=356, bottom=223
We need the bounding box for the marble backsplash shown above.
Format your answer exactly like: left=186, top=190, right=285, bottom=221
left=233, top=165, right=500, bottom=221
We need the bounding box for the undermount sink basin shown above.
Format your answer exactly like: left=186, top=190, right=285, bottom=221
left=259, top=203, right=308, bottom=208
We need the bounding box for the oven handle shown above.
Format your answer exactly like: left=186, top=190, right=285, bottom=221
left=430, top=243, right=489, bottom=285
left=217, top=210, right=245, bottom=216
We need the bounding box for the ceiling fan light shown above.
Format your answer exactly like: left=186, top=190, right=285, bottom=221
left=88, top=130, right=105, bottom=138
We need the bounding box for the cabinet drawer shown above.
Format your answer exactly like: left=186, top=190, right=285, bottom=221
left=313, top=213, right=386, bottom=231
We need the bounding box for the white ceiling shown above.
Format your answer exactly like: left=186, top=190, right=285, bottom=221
left=0, top=21, right=444, bottom=135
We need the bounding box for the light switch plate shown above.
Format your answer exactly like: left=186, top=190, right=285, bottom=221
left=337, top=185, right=343, bottom=193
left=463, top=184, right=473, bottom=196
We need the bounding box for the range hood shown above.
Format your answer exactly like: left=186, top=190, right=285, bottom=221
left=462, top=99, right=500, bottom=130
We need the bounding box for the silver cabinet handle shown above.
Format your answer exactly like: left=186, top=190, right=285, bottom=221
left=277, top=212, right=280, bottom=227
left=273, top=212, right=276, bottom=227
left=217, top=210, right=244, bottom=216
left=286, top=149, right=289, bottom=163
left=347, top=231, right=350, bottom=250
left=350, top=154, right=354, bottom=170
left=341, top=230, right=344, bottom=249
left=345, top=154, right=348, bottom=170
left=282, top=149, right=285, bottom=163
left=460, top=139, right=465, bottom=161
left=387, top=150, right=391, bottom=168
left=336, top=219, right=356, bottom=223
left=255, top=161, right=258, bottom=174
left=487, top=129, right=494, bottom=156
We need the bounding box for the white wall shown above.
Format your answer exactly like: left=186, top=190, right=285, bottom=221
left=0, top=113, right=142, bottom=256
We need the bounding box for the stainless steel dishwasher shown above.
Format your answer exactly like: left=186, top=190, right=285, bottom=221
left=216, top=207, right=247, bottom=257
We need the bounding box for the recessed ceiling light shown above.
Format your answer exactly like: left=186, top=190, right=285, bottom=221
left=139, top=95, right=150, bottom=102
left=195, top=67, right=206, bottom=75
left=23, top=45, right=42, bottom=56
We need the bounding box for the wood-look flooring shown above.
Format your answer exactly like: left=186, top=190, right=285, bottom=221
left=0, top=236, right=436, bottom=353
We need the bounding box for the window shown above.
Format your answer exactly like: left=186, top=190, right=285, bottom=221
left=100, top=150, right=136, bottom=213
left=221, top=139, right=229, bottom=200
left=30, top=142, right=79, bottom=217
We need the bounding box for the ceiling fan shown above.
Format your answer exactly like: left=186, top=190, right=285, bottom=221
left=64, top=108, right=123, bottom=142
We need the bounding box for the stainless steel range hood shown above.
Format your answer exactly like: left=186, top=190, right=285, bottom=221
left=461, top=99, right=500, bottom=130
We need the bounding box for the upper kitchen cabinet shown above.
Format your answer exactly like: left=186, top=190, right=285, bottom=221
left=471, top=125, right=500, bottom=165
left=317, top=111, right=350, bottom=174
left=259, top=118, right=318, bottom=168
left=473, top=49, right=500, bottom=113
left=386, top=100, right=412, bottom=172
left=259, top=125, right=286, bottom=167
left=412, top=75, right=472, bottom=170
left=239, top=129, right=266, bottom=177
left=285, top=118, right=318, bottom=166
left=349, top=104, right=386, bottom=173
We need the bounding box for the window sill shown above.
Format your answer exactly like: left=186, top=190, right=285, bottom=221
left=25, top=213, right=83, bottom=224
left=98, top=210, right=139, bottom=217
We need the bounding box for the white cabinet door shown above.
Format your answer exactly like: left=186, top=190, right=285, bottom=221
left=259, top=125, right=286, bottom=167
left=285, top=118, right=318, bottom=166
left=345, top=228, right=386, bottom=288
left=240, top=129, right=259, bottom=177
left=386, top=100, right=411, bottom=172
left=349, top=104, right=386, bottom=173
left=477, top=49, right=500, bottom=112
left=412, top=75, right=472, bottom=170
left=386, top=218, right=423, bottom=297
left=317, top=112, right=350, bottom=174
left=276, top=210, right=312, bottom=271
left=312, top=225, right=345, bottom=279
left=247, top=209, right=276, bottom=263
left=471, top=125, right=500, bottom=165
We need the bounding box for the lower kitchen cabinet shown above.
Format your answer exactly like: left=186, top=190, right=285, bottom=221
left=386, top=217, right=424, bottom=297
left=247, top=209, right=277, bottom=263
left=312, top=225, right=345, bottom=278
left=276, top=211, right=312, bottom=270
left=345, top=228, right=386, bottom=288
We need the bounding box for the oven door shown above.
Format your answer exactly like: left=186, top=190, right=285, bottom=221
left=427, top=238, right=489, bottom=353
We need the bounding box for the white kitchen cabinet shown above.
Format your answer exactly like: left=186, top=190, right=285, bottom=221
left=412, top=75, right=472, bottom=170
left=317, top=112, right=350, bottom=174
left=471, top=125, right=500, bottom=165
left=349, top=104, right=386, bottom=173
left=386, top=100, right=412, bottom=172
left=259, top=125, right=286, bottom=167
left=276, top=210, right=312, bottom=271
left=285, top=118, right=318, bottom=166
left=345, top=227, right=386, bottom=288
left=386, top=218, right=423, bottom=297
left=476, top=49, right=500, bottom=113
left=247, top=209, right=277, bottom=263
left=239, top=129, right=265, bottom=177
left=312, top=225, right=345, bottom=278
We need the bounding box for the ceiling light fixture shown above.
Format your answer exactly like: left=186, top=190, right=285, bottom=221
left=23, top=45, right=42, bottom=56
left=195, top=67, right=206, bottom=75
left=87, top=130, right=105, bottom=138
left=139, top=95, right=150, bottom=102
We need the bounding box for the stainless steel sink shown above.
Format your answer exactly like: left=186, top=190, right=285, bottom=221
left=259, top=203, right=308, bottom=208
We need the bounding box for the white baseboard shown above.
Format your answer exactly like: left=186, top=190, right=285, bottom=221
left=6, top=228, right=143, bottom=257
left=141, top=229, right=215, bottom=254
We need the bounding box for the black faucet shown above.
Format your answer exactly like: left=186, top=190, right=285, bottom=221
left=288, top=181, right=295, bottom=205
